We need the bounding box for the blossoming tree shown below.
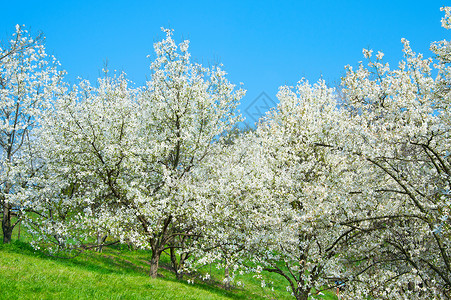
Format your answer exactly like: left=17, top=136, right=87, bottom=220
left=132, top=28, right=244, bottom=277
left=29, top=73, right=137, bottom=252
left=332, top=8, right=451, bottom=298
left=34, top=29, right=244, bottom=278
left=0, top=25, right=64, bottom=243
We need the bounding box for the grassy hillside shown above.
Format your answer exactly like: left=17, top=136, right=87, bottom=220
left=0, top=224, right=337, bottom=299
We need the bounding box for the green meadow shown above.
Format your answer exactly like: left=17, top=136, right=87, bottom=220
left=0, top=225, right=337, bottom=300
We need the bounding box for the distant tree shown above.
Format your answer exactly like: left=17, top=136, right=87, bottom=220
left=28, top=73, right=135, bottom=253
left=221, top=124, right=254, bottom=146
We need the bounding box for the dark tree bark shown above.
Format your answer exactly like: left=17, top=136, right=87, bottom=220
left=2, top=203, right=13, bottom=244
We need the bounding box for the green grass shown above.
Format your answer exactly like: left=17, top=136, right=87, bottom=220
left=0, top=241, right=237, bottom=300
left=0, top=221, right=338, bottom=299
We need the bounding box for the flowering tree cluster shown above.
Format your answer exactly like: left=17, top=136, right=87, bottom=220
left=2, top=7, right=451, bottom=300
left=197, top=7, right=451, bottom=298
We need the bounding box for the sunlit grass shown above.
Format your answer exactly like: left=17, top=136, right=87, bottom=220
left=0, top=219, right=338, bottom=299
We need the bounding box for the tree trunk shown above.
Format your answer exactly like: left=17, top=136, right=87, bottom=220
left=293, top=288, right=309, bottom=300
left=178, top=253, right=187, bottom=280
left=2, top=203, right=13, bottom=244
left=170, top=246, right=190, bottom=280
left=170, top=247, right=184, bottom=280
left=224, top=266, right=230, bottom=290
left=96, top=233, right=108, bottom=252
left=148, top=216, right=173, bottom=278
left=17, top=220, right=21, bottom=240
left=149, top=249, right=161, bottom=278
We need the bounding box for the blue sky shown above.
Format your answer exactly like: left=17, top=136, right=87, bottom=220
left=1, top=0, right=448, bottom=125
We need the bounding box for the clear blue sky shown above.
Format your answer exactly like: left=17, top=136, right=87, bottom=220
left=1, top=0, right=448, bottom=125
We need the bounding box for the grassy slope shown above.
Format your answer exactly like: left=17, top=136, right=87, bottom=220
left=0, top=223, right=337, bottom=299
left=0, top=241, right=239, bottom=300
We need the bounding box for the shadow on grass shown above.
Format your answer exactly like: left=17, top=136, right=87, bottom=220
left=0, top=240, right=249, bottom=300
